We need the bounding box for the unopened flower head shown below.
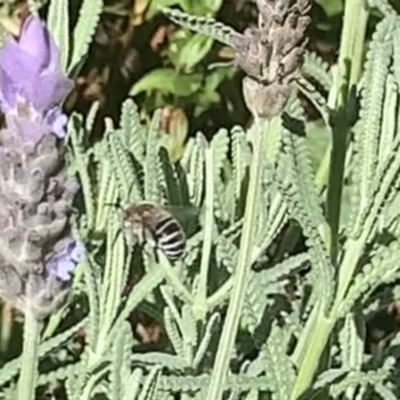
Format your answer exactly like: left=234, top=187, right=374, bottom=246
left=233, top=0, right=311, bottom=118
left=0, top=16, right=73, bottom=137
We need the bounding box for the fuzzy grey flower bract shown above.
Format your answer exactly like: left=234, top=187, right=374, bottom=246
left=0, top=15, right=83, bottom=319
left=0, top=16, right=73, bottom=137
left=233, top=0, right=311, bottom=117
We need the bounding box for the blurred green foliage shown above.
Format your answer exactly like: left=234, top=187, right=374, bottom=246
left=316, top=0, right=343, bottom=17
left=129, top=0, right=237, bottom=134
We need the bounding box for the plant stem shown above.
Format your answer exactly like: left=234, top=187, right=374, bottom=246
left=290, top=305, right=333, bottom=400
left=18, top=310, right=42, bottom=400
left=290, top=234, right=367, bottom=399
left=0, top=303, right=13, bottom=354
left=330, top=0, right=368, bottom=108
left=290, top=2, right=369, bottom=398
left=205, top=117, right=268, bottom=400
left=326, top=0, right=368, bottom=261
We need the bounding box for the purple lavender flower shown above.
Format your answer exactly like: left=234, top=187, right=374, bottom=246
left=47, top=240, right=86, bottom=282
left=0, top=16, right=73, bottom=137
left=0, top=15, right=81, bottom=319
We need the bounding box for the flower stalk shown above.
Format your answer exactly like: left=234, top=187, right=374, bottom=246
left=289, top=1, right=370, bottom=397
left=17, top=310, right=42, bottom=400
left=0, top=13, right=83, bottom=398
left=326, top=0, right=369, bottom=261
left=206, top=1, right=311, bottom=398
left=206, top=116, right=269, bottom=399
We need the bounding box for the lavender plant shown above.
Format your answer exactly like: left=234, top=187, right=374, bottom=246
left=1, top=0, right=400, bottom=399
left=0, top=10, right=85, bottom=400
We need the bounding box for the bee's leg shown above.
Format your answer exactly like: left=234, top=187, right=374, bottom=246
left=141, top=241, right=158, bottom=262
left=134, top=225, right=149, bottom=257
left=153, top=247, right=160, bottom=263
left=146, top=229, right=160, bottom=263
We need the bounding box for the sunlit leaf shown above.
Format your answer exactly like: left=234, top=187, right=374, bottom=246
left=175, top=33, right=214, bottom=71
left=130, top=68, right=202, bottom=97
left=146, top=0, right=186, bottom=19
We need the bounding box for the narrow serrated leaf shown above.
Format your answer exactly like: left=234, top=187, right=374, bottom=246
left=47, top=0, right=69, bottom=72
left=68, top=0, right=103, bottom=74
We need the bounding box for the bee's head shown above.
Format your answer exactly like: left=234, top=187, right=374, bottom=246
left=115, top=205, right=139, bottom=226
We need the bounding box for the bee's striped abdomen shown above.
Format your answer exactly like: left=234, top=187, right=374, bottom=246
left=155, top=216, right=186, bottom=261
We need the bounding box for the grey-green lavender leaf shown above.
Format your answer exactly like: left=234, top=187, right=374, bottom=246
left=162, top=7, right=236, bottom=47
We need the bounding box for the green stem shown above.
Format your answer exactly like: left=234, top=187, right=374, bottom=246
left=310, top=1, right=368, bottom=200
left=289, top=2, right=369, bottom=398
left=314, top=142, right=331, bottom=193
left=333, top=0, right=368, bottom=107
left=334, top=202, right=377, bottom=310
left=205, top=117, right=268, bottom=400
left=326, top=109, right=349, bottom=260
left=290, top=235, right=367, bottom=399
left=18, top=311, right=42, bottom=400
left=326, top=0, right=368, bottom=261
left=290, top=305, right=333, bottom=400
left=0, top=303, right=13, bottom=354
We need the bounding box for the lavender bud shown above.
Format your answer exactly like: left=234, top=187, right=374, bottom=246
left=0, top=16, right=73, bottom=137
left=233, top=0, right=311, bottom=117
left=0, top=257, right=23, bottom=303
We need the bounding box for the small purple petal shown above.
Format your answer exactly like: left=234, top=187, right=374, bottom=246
left=0, top=69, right=17, bottom=110
left=54, top=260, right=75, bottom=281
left=0, top=41, right=43, bottom=92
left=18, top=16, right=55, bottom=70
left=47, top=240, right=85, bottom=282
left=0, top=16, right=73, bottom=119
left=44, top=107, right=68, bottom=138
left=31, top=73, right=73, bottom=112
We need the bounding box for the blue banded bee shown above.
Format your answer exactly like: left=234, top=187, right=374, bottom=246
left=121, top=202, right=186, bottom=262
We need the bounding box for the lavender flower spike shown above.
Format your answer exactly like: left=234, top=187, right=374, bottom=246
left=0, top=16, right=73, bottom=137
left=0, top=15, right=82, bottom=319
